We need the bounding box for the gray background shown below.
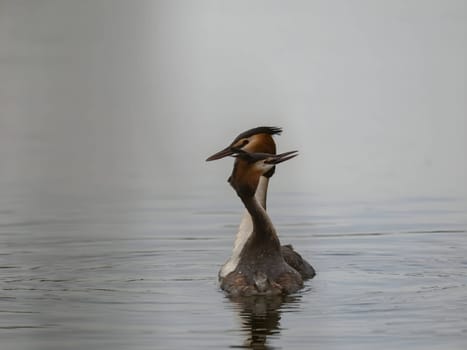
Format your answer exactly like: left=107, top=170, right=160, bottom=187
left=1, top=0, right=466, bottom=199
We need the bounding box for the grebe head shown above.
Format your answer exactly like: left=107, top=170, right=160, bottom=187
left=228, top=150, right=298, bottom=198
left=206, top=126, right=281, bottom=161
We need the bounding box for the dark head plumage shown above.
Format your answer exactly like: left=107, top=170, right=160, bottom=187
left=232, top=126, right=282, bottom=144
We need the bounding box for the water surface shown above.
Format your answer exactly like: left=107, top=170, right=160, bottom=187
left=1, top=188, right=466, bottom=349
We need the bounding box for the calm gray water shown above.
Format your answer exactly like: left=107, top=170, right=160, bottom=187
left=1, top=186, right=467, bottom=350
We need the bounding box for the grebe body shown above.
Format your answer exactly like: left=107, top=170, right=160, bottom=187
left=220, top=151, right=303, bottom=296
left=207, top=127, right=315, bottom=281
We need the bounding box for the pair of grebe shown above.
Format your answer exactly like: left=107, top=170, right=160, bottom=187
left=207, top=127, right=315, bottom=296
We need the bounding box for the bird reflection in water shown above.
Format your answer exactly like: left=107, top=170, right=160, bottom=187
left=228, top=293, right=304, bottom=350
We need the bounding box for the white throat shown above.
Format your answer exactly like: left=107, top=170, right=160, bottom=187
left=219, top=176, right=269, bottom=278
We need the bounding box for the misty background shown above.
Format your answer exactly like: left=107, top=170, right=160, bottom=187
left=1, top=0, right=466, bottom=201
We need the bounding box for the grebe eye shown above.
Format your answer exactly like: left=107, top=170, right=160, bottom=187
left=233, top=139, right=249, bottom=149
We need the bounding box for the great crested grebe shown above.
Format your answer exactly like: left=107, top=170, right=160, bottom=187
left=206, top=127, right=315, bottom=280
left=219, top=150, right=303, bottom=296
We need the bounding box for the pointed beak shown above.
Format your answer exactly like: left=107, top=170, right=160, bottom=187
left=206, top=146, right=235, bottom=161
left=265, top=150, right=299, bottom=164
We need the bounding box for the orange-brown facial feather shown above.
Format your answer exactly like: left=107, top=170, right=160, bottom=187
left=246, top=133, right=277, bottom=154
left=230, top=133, right=277, bottom=154
left=228, top=158, right=264, bottom=197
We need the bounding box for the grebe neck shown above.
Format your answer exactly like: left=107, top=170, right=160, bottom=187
left=239, top=190, right=281, bottom=249
left=236, top=175, right=268, bottom=229
left=219, top=176, right=269, bottom=278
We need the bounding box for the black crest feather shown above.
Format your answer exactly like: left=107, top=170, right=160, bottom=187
left=232, top=126, right=282, bottom=144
